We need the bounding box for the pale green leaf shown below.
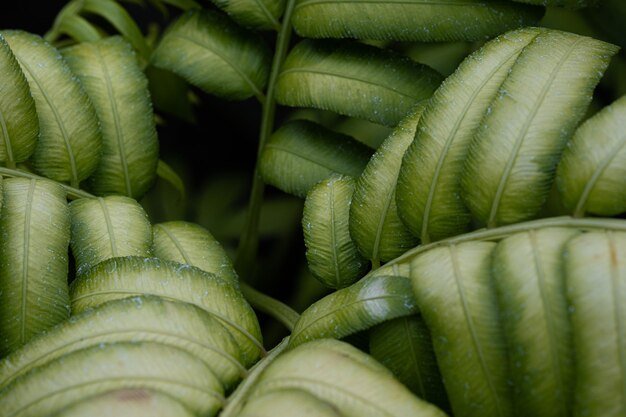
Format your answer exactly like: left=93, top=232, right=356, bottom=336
left=291, top=0, right=543, bottom=42
left=556, top=95, right=626, bottom=216
left=303, top=175, right=368, bottom=288
left=69, top=196, right=153, bottom=275
left=350, top=107, right=422, bottom=263
left=70, top=256, right=264, bottom=367
left=63, top=36, right=159, bottom=199
left=0, top=178, right=70, bottom=357
left=410, top=241, right=510, bottom=417
left=0, top=296, right=245, bottom=391
left=55, top=14, right=103, bottom=43
left=0, top=342, right=224, bottom=417
left=210, top=0, right=284, bottom=30
left=396, top=28, right=543, bottom=243
left=289, top=275, right=417, bottom=348
left=237, top=389, right=343, bottom=417
left=259, top=120, right=372, bottom=198
left=151, top=9, right=272, bottom=101
left=461, top=30, right=618, bottom=228
left=0, top=34, right=38, bottom=167
left=492, top=227, right=579, bottom=417
left=564, top=231, right=626, bottom=417
left=1, top=31, right=102, bottom=188
left=152, top=220, right=238, bottom=284
left=275, top=40, right=442, bottom=127
left=251, top=340, right=447, bottom=417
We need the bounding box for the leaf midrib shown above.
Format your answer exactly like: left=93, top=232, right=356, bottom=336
left=155, top=224, right=194, bottom=265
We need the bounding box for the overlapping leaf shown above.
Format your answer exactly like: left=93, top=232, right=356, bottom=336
left=210, top=0, right=285, bottom=30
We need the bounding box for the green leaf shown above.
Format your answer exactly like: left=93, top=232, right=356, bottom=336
left=512, top=0, right=594, bottom=9
left=410, top=241, right=511, bottom=417
left=259, top=120, right=372, bottom=198
left=251, top=340, right=447, bottom=417
left=291, top=0, right=543, bottom=42
left=160, top=0, right=202, bottom=10
left=54, top=14, right=104, bottom=43
left=0, top=34, right=38, bottom=167
left=63, top=36, right=159, bottom=199
left=275, top=39, right=442, bottom=126
left=70, top=256, right=264, bottom=367
left=0, top=296, right=245, bottom=391
left=564, top=231, right=626, bottom=417
left=156, top=159, right=186, bottom=200
left=237, top=389, right=343, bottom=417
left=289, top=275, right=417, bottom=348
left=369, top=316, right=450, bottom=411
left=461, top=30, right=618, bottom=228
left=0, top=342, right=224, bottom=417
left=69, top=196, right=153, bottom=275
left=350, top=107, right=422, bottom=263
left=210, top=0, right=284, bottom=30
left=1, top=31, right=102, bottom=188
left=491, top=227, right=579, bottom=417
left=396, top=27, right=543, bottom=243
left=0, top=178, right=70, bottom=356
left=152, top=220, right=238, bottom=284
left=303, top=175, right=368, bottom=288
left=151, top=9, right=272, bottom=101
left=556, top=95, right=626, bottom=216
left=146, top=66, right=196, bottom=123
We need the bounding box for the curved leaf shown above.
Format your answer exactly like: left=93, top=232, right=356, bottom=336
left=396, top=28, right=543, bottom=243
left=289, top=275, right=417, bottom=348
left=410, top=241, right=510, bottom=417
left=0, top=342, right=224, bottom=417
left=303, top=175, right=368, bottom=288
left=156, top=159, right=186, bottom=199
left=237, top=389, right=343, bottom=417
left=259, top=120, right=372, bottom=198
left=52, top=389, right=194, bottom=417
left=54, top=14, right=103, bottom=43
left=152, top=220, right=238, bottom=284
left=350, top=107, right=422, bottom=263
left=63, top=36, right=159, bottom=199
left=2, top=31, right=102, bottom=188
left=70, top=256, right=264, bottom=367
left=565, top=231, right=626, bottom=417
left=556, top=94, right=626, bottom=216
left=461, top=30, right=618, bottom=228
left=211, top=0, right=284, bottom=30
left=492, top=227, right=579, bottom=417
left=369, top=316, right=449, bottom=410
left=69, top=196, right=153, bottom=275
left=151, top=9, right=272, bottom=101
left=275, top=39, right=442, bottom=127
left=0, top=34, right=39, bottom=167
left=0, top=296, right=245, bottom=391
left=0, top=178, right=70, bottom=356
left=250, top=340, right=447, bottom=417
left=291, top=0, right=543, bottom=42
left=512, top=0, right=593, bottom=9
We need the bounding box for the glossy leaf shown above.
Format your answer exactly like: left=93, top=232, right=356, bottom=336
left=289, top=275, right=417, bottom=348
left=63, top=36, right=159, bottom=199
left=151, top=9, right=272, bottom=101
left=69, top=196, right=152, bottom=275
left=0, top=342, right=224, bottom=417
left=0, top=34, right=39, bottom=167
left=1, top=30, right=102, bottom=188
left=350, top=107, right=421, bottom=263
left=70, top=256, right=263, bottom=367
left=303, top=175, right=368, bottom=288
left=250, top=340, right=447, bottom=417
left=210, top=0, right=284, bottom=30
left=291, top=0, right=543, bottom=42
left=556, top=95, right=626, bottom=216
left=461, top=30, right=618, bottom=228
left=410, top=241, right=510, bottom=417
left=275, top=39, right=442, bottom=127
left=260, top=120, right=372, bottom=198
left=0, top=178, right=70, bottom=356
left=369, top=316, right=449, bottom=410
left=0, top=296, right=245, bottom=391
left=565, top=231, right=626, bottom=417
left=152, top=220, right=238, bottom=284
left=492, top=227, right=579, bottom=417
left=396, top=28, right=543, bottom=243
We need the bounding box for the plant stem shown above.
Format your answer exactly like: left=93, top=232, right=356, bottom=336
left=0, top=167, right=94, bottom=200
left=240, top=283, right=300, bottom=331
left=234, top=0, right=297, bottom=281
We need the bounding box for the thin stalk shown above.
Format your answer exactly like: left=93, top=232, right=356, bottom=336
left=0, top=167, right=95, bottom=200
left=240, top=282, right=300, bottom=331
left=235, top=0, right=297, bottom=280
